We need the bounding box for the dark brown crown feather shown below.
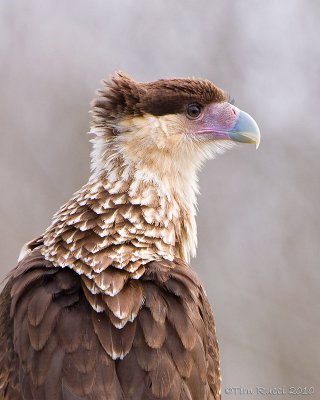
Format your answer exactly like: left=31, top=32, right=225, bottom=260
left=91, top=72, right=227, bottom=125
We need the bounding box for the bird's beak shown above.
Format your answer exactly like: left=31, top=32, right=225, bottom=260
left=228, top=109, right=261, bottom=149
left=199, top=102, right=261, bottom=149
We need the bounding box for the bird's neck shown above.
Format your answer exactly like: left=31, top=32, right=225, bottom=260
left=41, top=155, right=198, bottom=279
left=92, top=155, right=199, bottom=264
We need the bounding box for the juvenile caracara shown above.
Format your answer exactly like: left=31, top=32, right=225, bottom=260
left=0, top=73, right=260, bottom=400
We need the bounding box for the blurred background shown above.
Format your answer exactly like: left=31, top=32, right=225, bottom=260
left=1, top=0, right=319, bottom=397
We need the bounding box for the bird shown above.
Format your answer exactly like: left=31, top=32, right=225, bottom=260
left=0, top=72, right=260, bottom=400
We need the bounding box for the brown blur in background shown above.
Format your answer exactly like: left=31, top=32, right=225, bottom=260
left=1, top=0, right=319, bottom=397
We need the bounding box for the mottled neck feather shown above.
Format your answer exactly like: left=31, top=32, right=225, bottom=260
left=89, top=119, right=203, bottom=262
left=40, top=130, right=199, bottom=286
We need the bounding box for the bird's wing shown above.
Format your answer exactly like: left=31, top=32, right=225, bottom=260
left=0, top=279, right=22, bottom=400
left=6, top=249, right=125, bottom=400
left=198, top=286, right=221, bottom=399
left=2, top=249, right=220, bottom=400
left=139, top=259, right=221, bottom=399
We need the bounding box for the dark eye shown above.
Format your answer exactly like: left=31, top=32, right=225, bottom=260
left=186, top=104, right=202, bottom=119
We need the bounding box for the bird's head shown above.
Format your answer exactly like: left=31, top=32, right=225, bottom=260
left=90, top=72, right=260, bottom=182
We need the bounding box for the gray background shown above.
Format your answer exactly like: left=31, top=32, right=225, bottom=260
left=1, top=0, right=319, bottom=398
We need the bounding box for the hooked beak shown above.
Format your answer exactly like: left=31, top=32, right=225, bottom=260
left=197, top=102, right=261, bottom=149
left=228, top=109, right=261, bottom=149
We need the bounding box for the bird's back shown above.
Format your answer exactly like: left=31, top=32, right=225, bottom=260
left=0, top=246, right=221, bottom=400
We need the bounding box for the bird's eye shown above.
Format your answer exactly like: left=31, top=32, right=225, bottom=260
left=186, top=104, right=202, bottom=119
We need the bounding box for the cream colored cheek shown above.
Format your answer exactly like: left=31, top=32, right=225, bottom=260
left=119, top=114, right=188, bottom=152
left=155, top=115, right=189, bottom=146
left=159, top=115, right=186, bottom=133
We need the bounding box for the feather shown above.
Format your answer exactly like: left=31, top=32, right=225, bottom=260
left=27, top=286, right=52, bottom=327
left=180, top=381, right=193, bottom=400
left=62, top=358, right=95, bottom=397
left=144, top=282, right=168, bottom=324
left=54, top=269, right=80, bottom=291
left=92, top=311, right=136, bottom=360
left=165, top=295, right=197, bottom=351
left=28, top=301, right=60, bottom=351
left=107, top=310, right=130, bottom=329
left=184, top=363, right=206, bottom=400
left=10, top=268, right=56, bottom=315
left=94, top=267, right=129, bottom=295
left=139, top=307, right=166, bottom=349
left=133, top=321, right=159, bottom=372
left=62, top=228, right=88, bottom=244
left=89, top=250, right=113, bottom=272
left=134, top=345, right=159, bottom=373
left=162, top=375, right=183, bottom=400
left=14, top=312, right=30, bottom=364
left=149, top=352, right=177, bottom=397
left=116, top=350, right=146, bottom=399
left=191, top=334, right=207, bottom=383
left=68, top=342, right=98, bottom=374
left=81, top=284, right=105, bottom=313
left=57, top=308, right=84, bottom=353
left=81, top=275, right=100, bottom=295
left=21, top=373, right=36, bottom=400
left=165, top=324, right=193, bottom=378
left=103, top=281, right=143, bottom=320
left=29, top=334, right=59, bottom=387
left=93, top=356, right=124, bottom=400
left=42, top=348, right=64, bottom=400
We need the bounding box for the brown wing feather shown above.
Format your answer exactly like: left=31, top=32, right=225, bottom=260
left=198, top=287, right=221, bottom=399
left=142, top=261, right=221, bottom=400
left=6, top=250, right=124, bottom=400
left=0, top=280, right=22, bottom=400
left=1, top=249, right=220, bottom=399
